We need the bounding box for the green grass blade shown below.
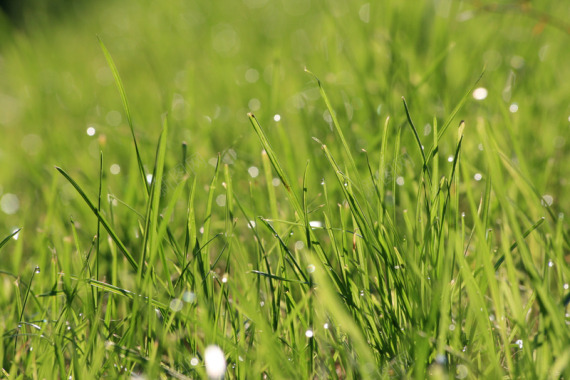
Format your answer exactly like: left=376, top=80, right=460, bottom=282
left=97, top=36, right=149, bottom=194
left=0, top=228, right=21, bottom=251
left=55, top=167, right=138, bottom=271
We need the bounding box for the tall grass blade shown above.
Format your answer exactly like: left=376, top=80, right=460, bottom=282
left=98, top=36, right=149, bottom=194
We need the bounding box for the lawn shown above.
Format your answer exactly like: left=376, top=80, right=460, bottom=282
left=1, top=0, right=569, bottom=378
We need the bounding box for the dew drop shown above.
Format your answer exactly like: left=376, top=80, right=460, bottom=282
left=307, top=264, right=315, bottom=273
left=474, top=173, right=482, bottom=181
left=86, top=126, right=96, bottom=136
left=216, top=194, right=226, bottom=207
left=473, top=87, right=488, bottom=100
left=0, top=193, right=20, bottom=215
left=169, top=298, right=184, bottom=312
left=509, top=103, right=519, bottom=113
left=183, top=291, right=196, bottom=303
left=273, top=114, right=281, bottom=122
left=248, top=166, right=259, bottom=178
left=35, top=266, right=40, bottom=274
left=456, top=364, right=469, bottom=379
left=248, top=98, right=261, bottom=111
left=305, top=329, right=314, bottom=338
left=110, top=164, right=121, bottom=175
left=309, top=221, right=323, bottom=228
left=245, top=68, right=259, bottom=83
left=541, top=194, right=553, bottom=207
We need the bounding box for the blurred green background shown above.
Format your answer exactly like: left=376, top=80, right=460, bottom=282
left=0, top=0, right=569, bottom=258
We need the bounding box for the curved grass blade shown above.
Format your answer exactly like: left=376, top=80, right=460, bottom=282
left=98, top=36, right=149, bottom=195
left=55, top=166, right=138, bottom=271
left=305, top=68, right=358, bottom=174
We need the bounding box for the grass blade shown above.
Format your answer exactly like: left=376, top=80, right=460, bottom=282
left=55, top=166, right=138, bottom=271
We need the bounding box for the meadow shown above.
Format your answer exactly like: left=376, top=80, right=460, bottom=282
left=1, top=0, right=570, bottom=378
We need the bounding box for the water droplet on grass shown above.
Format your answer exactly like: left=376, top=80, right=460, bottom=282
left=359, top=3, right=370, bottom=23
left=169, top=298, right=183, bottom=312
left=435, top=354, right=447, bottom=365
left=216, top=194, right=226, bottom=207
left=1, top=193, right=20, bottom=215
left=323, top=323, right=329, bottom=329
left=456, top=364, right=469, bottom=379
left=106, top=110, right=122, bottom=126
left=110, top=164, right=120, bottom=175
left=273, top=114, right=281, bottom=122
left=86, top=126, right=96, bottom=136
left=182, top=291, right=196, bottom=304
left=307, top=264, right=315, bottom=273
left=295, top=241, right=304, bottom=250
left=190, top=357, right=199, bottom=366
left=396, top=177, right=404, bottom=186
left=272, top=178, right=280, bottom=187
left=474, top=173, right=482, bottom=181
left=248, top=166, right=259, bottom=178
left=447, top=156, right=454, bottom=162
left=510, top=56, right=525, bottom=69
left=509, top=103, right=519, bottom=113
left=305, top=329, right=314, bottom=338
left=204, top=345, right=227, bottom=379
left=248, top=98, right=261, bottom=111
left=541, top=194, right=553, bottom=207
left=548, top=260, right=554, bottom=268
left=515, top=339, right=523, bottom=349
left=473, top=87, right=488, bottom=100
left=245, top=68, right=259, bottom=83
left=35, top=266, right=40, bottom=274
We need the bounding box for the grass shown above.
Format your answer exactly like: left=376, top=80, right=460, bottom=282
left=1, top=0, right=570, bottom=378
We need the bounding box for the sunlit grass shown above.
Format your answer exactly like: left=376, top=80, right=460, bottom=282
left=1, top=0, right=570, bottom=378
